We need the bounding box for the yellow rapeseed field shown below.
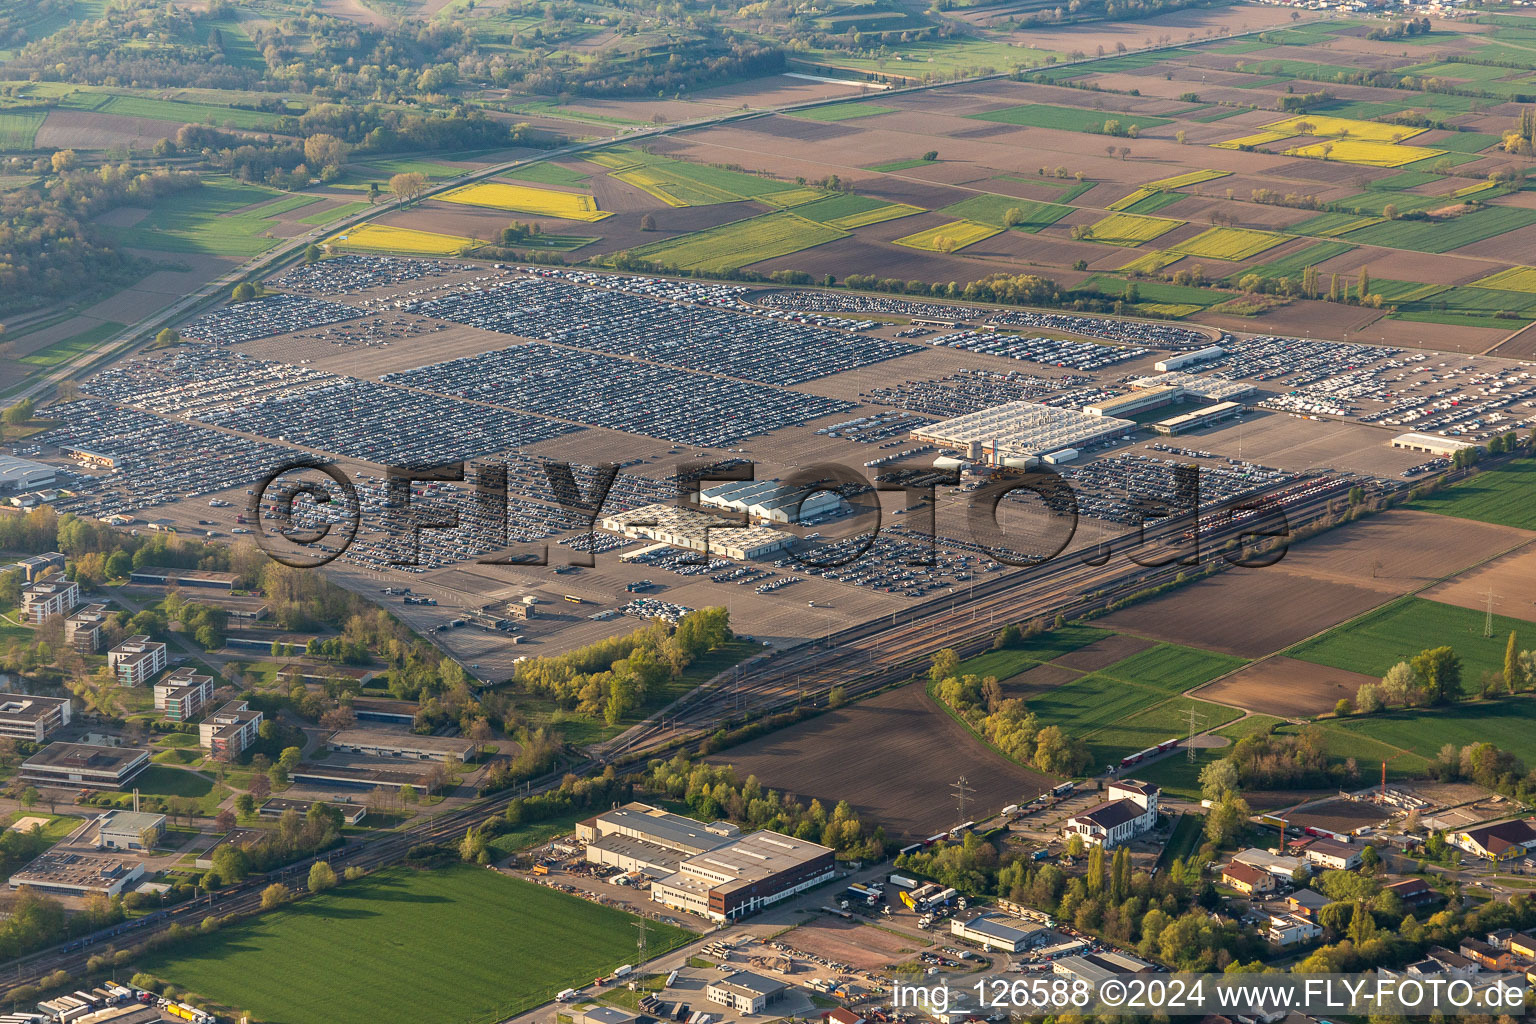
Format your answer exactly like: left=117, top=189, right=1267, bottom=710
left=1284, top=139, right=1442, bottom=168
left=1145, top=169, right=1230, bottom=190
left=437, top=182, right=612, bottom=221
left=1263, top=114, right=1426, bottom=142
left=1170, top=227, right=1290, bottom=261
left=1082, top=213, right=1183, bottom=247
left=329, top=224, right=477, bottom=255
left=894, top=220, right=1001, bottom=251
left=1472, top=266, right=1536, bottom=293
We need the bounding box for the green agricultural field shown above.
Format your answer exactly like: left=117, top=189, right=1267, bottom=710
left=1337, top=696, right=1536, bottom=764
left=940, top=193, right=1072, bottom=232
left=1238, top=241, right=1353, bottom=282
left=1343, top=207, right=1536, bottom=253
left=619, top=211, right=843, bottom=272
left=1120, top=192, right=1186, bottom=215
left=142, top=867, right=694, bottom=1024
left=994, top=175, right=1096, bottom=204
left=1395, top=285, right=1536, bottom=323
left=792, top=192, right=920, bottom=228
left=799, top=37, right=1066, bottom=78
left=297, top=201, right=372, bottom=226
left=790, top=101, right=898, bottom=122
left=1406, top=456, right=1536, bottom=530
left=19, top=320, right=124, bottom=366
left=1192, top=106, right=1251, bottom=122
left=1079, top=275, right=1220, bottom=307
left=969, top=102, right=1171, bottom=134
left=505, top=162, right=592, bottom=188
left=1427, top=131, right=1502, bottom=154
left=96, top=95, right=287, bottom=131
left=1094, top=643, right=1248, bottom=694
left=112, top=179, right=305, bottom=257
left=1368, top=169, right=1442, bottom=190
left=865, top=157, right=939, bottom=173
left=957, top=624, right=1113, bottom=682
left=0, top=111, right=44, bottom=150
left=1274, top=722, right=1433, bottom=779
left=1082, top=696, right=1243, bottom=768
left=604, top=150, right=799, bottom=206
left=1286, top=596, right=1536, bottom=686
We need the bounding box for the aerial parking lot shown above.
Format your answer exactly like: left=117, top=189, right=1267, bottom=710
left=22, top=258, right=1536, bottom=668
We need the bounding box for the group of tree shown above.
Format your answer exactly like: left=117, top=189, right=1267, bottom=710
left=929, top=650, right=1091, bottom=777
left=0, top=162, right=201, bottom=316
left=646, top=756, right=888, bottom=861
left=202, top=804, right=345, bottom=887
left=511, top=607, right=732, bottom=725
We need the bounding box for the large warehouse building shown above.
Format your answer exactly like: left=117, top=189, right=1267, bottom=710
left=650, top=830, right=836, bottom=923
left=1083, top=384, right=1185, bottom=419
left=1127, top=372, right=1255, bottom=402
left=1391, top=432, right=1481, bottom=458
left=599, top=504, right=790, bottom=560
left=577, top=802, right=740, bottom=875
left=698, top=480, right=841, bottom=524
left=1152, top=401, right=1245, bottom=436
left=910, top=401, right=1136, bottom=464
left=950, top=913, right=1052, bottom=953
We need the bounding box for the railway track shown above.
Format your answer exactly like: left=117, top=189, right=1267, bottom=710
left=603, top=477, right=1358, bottom=760
left=0, top=476, right=1364, bottom=996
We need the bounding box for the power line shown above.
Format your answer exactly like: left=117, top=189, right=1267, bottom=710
left=1185, top=707, right=1207, bottom=763
left=951, top=775, right=976, bottom=824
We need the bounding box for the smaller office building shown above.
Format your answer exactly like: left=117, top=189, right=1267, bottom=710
left=128, top=566, right=239, bottom=590
left=154, top=668, right=215, bottom=722
left=98, top=810, right=166, bottom=851
left=1452, top=818, right=1536, bottom=862
left=65, top=603, right=109, bottom=654
left=10, top=551, right=65, bottom=582
left=21, top=578, right=78, bottom=624
left=705, top=972, right=786, bottom=1014
left=107, top=636, right=167, bottom=686
left=0, top=695, right=72, bottom=743
left=19, top=743, right=149, bottom=790
left=1222, top=861, right=1275, bottom=896
left=199, top=701, right=263, bottom=760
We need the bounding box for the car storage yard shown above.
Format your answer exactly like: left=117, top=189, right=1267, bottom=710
left=24, top=253, right=1536, bottom=673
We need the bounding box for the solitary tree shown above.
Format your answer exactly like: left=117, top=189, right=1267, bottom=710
left=1506, top=631, right=1520, bottom=693
left=260, top=883, right=292, bottom=910
left=308, top=860, right=338, bottom=892
left=1412, top=646, right=1462, bottom=705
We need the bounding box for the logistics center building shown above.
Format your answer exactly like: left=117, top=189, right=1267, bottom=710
left=650, top=830, right=835, bottom=923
